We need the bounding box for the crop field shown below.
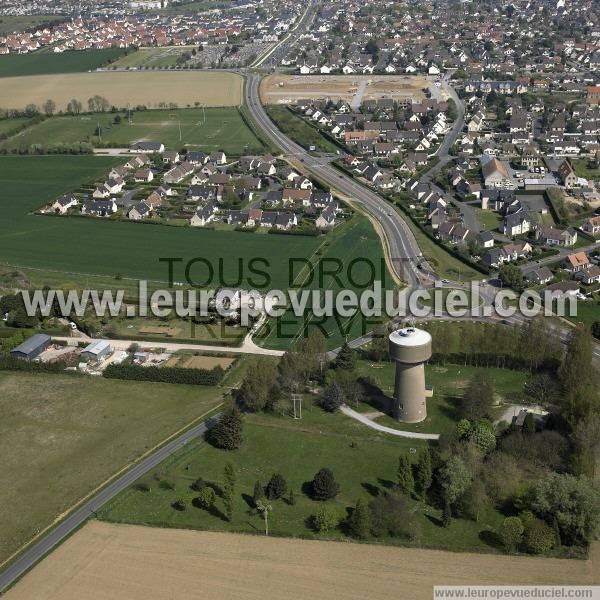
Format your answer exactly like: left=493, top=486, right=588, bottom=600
left=0, top=71, right=243, bottom=111
left=1, top=107, right=264, bottom=154
left=0, top=48, right=128, bottom=78
left=110, top=46, right=197, bottom=69
left=6, top=522, right=597, bottom=600
left=261, top=73, right=428, bottom=105
left=0, top=15, right=61, bottom=36
left=0, top=156, right=321, bottom=290
left=0, top=370, right=224, bottom=565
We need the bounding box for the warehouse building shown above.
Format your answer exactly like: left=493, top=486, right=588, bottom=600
left=81, top=340, right=113, bottom=363
left=10, top=334, right=51, bottom=361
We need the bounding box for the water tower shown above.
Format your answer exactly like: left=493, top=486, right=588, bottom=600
left=388, top=327, right=432, bottom=423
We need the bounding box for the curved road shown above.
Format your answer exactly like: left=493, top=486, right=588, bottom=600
left=0, top=413, right=220, bottom=594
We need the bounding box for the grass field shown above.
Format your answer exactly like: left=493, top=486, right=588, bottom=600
left=0, top=48, right=128, bottom=78
left=257, top=215, right=395, bottom=350
left=266, top=106, right=340, bottom=153
left=0, top=156, right=321, bottom=290
left=0, top=15, right=61, bottom=36
left=1, top=107, right=264, bottom=154
left=572, top=159, right=600, bottom=182
left=6, top=522, right=597, bottom=600
left=0, top=370, right=225, bottom=565
left=0, top=71, right=243, bottom=111
left=110, top=46, right=197, bottom=69
left=473, top=206, right=502, bottom=231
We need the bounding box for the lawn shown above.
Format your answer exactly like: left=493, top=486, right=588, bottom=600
left=572, top=159, right=600, bottom=182
left=98, top=398, right=507, bottom=553
left=257, top=214, right=396, bottom=350
left=0, top=48, right=128, bottom=78
left=0, top=71, right=243, bottom=112
left=1, top=107, right=264, bottom=154
left=473, top=207, right=501, bottom=232
left=564, top=295, right=600, bottom=331
left=0, top=156, right=321, bottom=291
left=355, top=359, right=528, bottom=434
left=266, top=105, right=340, bottom=153
left=0, top=370, right=225, bottom=565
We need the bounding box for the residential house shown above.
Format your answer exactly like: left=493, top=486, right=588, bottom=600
left=51, top=193, right=78, bottom=214
left=564, top=251, right=590, bottom=272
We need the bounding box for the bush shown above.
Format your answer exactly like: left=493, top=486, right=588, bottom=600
left=320, top=381, right=345, bottom=413
left=266, top=473, right=287, bottom=500
left=524, top=517, right=555, bottom=554
left=191, top=477, right=206, bottom=492
left=311, top=468, right=340, bottom=500
left=196, top=487, right=216, bottom=509
left=172, top=498, right=186, bottom=511
left=206, top=406, right=243, bottom=450
left=369, top=490, right=413, bottom=538
left=500, top=516, right=524, bottom=553
left=347, top=498, right=371, bottom=539
left=312, top=505, right=340, bottom=533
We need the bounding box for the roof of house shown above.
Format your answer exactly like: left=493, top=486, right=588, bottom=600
left=566, top=252, right=590, bottom=268
left=11, top=333, right=51, bottom=355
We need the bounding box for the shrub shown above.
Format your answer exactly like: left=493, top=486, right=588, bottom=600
left=320, top=381, right=345, bottom=413
left=347, top=498, right=371, bottom=539
left=191, top=478, right=206, bottom=492
left=172, top=499, right=186, bottom=511
left=311, top=468, right=340, bottom=500
left=266, top=473, right=287, bottom=501
left=312, top=505, right=340, bottom=533
left=501, top=516, right=524, bottom=553
left=196, top=487, right=216, bottom=510
left=524, top=517, right=555, bottom=555
left=103, top=362, right=224, bottom=386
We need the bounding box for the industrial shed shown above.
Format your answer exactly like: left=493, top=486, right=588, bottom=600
left=81, top=340, right=113, bottom=363
left=10, top=334, right=51, bottom=361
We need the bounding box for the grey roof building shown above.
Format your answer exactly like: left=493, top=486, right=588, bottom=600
left=10, top=333, right=51, bottom=361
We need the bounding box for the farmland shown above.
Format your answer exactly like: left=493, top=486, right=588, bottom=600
left=0, top=156, right=321, bottom=290
left=0, top=71, right=243, bottom=111
left=0, top=370, right=225, bottom=565
left=0, top=15, right=61, bottom=36
left=1, top=107, right=264, bottom=154
left=0, top=48, right=128, bottom=78
left=5, top=522, right=597, bottom=600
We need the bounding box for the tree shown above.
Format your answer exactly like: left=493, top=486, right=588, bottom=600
left=321, top=381, right=345, bottom=412
left=415, top=447, right=433, bottom=498
left=87, top=95, right=110, bottom=113
left=369, top=490, right=412, bottom=538
left=206, top=406, right=243, bottom=450
left=438, top=456, right=471, bottom=506
left=334, top=342, right=356, bottom=370
left=266, top=473, right=287, bottom=501
left=311, top=468, right=340, bottom=500
left=499, top=263, right=525, bottom=292
left=24, top=103, right=39, bottom=117
left=442, top=499, right=452, bottom=528
left=397, top=454, right=414, bottom=496
left=191, top=477, right=206, bottom=491
left=256, top=499, right=272, bottom=535
left=223, top=463, right=236, bottom=522
left=524, top=517, right=555, bottom=555
left=524, top=373, right=559, bottom=408
left=470, top=421, right=497, bottom=454
left=461, top=479, right=489, bottom=522
left=501, top=517, right=524, bottom=553
left=196, top=487, right=216, bottom=510
left=43, top=99, right=56, bottom=116
left=459, top=374, right=495, bottom=420
left=288, top=489, right=296, bottom=506
left=66, top=98, right=82, bottom=115
left=591, top=321, right=600, bottom=340
left=313, top=505, right=340, bottom=532
left=113, top=114, right=122, bottom=124
left=529, top=473, right=600, bottom=546
left=237, top=359, right=280, bottom=412
left=251, top=480, right=264, bottom=507
left=347, top=498, right=371, bottom=539
left=172, top=498, right=186, bottom=511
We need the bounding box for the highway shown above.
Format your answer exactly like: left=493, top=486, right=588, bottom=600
left=0, top=413, right=220, bottom=594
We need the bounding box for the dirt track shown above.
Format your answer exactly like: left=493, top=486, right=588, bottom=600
left=5, top=522, right=598, bottom=600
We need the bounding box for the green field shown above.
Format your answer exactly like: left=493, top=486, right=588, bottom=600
left=0, top=48, right=128, bottom=78
left=266, top=106, right=340, bottom=154
left=1, top=107, right=264, bottom=154
left=0, top=156, right=320, bottom=291
left=111, top=46, right=196, bottom=69
left=572, top=159, right=600, bottom=182
left=0, top=15, right=61, bottom=35
left=0, top=116, right=34, bottom=137
left=0, top=370, right=225, bottom=565
left=473, top=207, right=502, bottom=231
left=257, top=215, right=395, bottom=350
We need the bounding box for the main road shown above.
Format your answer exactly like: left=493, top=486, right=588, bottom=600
left=0, top=413, right=220, bottom=594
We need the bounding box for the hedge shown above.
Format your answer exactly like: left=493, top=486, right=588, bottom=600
left=103, top=362, right=224, bottom=385
left=0, top=355, right=70, bottom=374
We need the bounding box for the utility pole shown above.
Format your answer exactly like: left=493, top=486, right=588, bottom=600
left=291, top=392, right=302, bottom=419
left=97, top=121, right=102, bottom=142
